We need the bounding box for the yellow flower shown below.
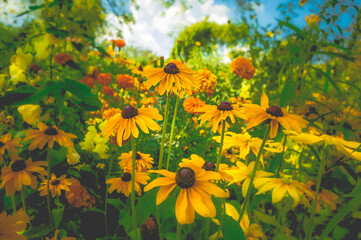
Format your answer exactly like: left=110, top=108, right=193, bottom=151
left=118, top=151, right=154, bottom=172
left=284, top=130, right=361, bottom=161
left=0, top=133, right=22, bottom=163
left=195, top=41, right=201, bottom=46
left=305, top=14, right=320, bottom=26
left=230, top=57, right=256, bottom=80
left=0, top=157, right=47, bottom=196
left=299, top=0, right=308, bottom=6
left=256, top=175, right=305, bottom=207
left=194, top=68, right=217, bottom=96
left=23, top=122, right=77, bottom=150
left=9, top=63, right=27, bottom=84
left=266, top=31, right=274, bottom=37
left=67, top=147, right=80, bottom=165
left=242, top=94, right=308, bottom=138
left=222, top=147, right=239, bottom=163
left=144, top=166, right=227, bottom=224
left=106, top=171, right=150, bottom=197
left=225, top=161, right=273, bottom=197
left=143, top=60, right=197, bottom=96
left=102, top=105, right=162, bottom=147
left=17, top=104, right=41, bottom=125
left=0, top=209, right=30, bottom=240
left=39, top=173, right=72, bottom=198
left=10, top=48, right=33, bottom=71
left=195, top=101, right=247, bottom=133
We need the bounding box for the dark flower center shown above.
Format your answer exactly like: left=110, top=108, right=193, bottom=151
left=121, top=105, right=139, bottom=119
left=51, top=179, right=60, bottom=186
left=217, top=101, right=233, bottom=111
left=0, top=141, right=4, bottom=147
left=135, top=153, right=142, bottom=160
left=11, top=160, right=26, bottom=172
left=138, top=65, right=143, bottom=71
left=44, top=127, right=58, bottom=136
left=163, top=63, right=180, bottom=74
left=202, top=162, right=216, bottom=171
left=121, top=172, right=132, bottom=182
left=266, top=105, right=283, bottom=117
left=176, top=167, right=195, bottom=188
left=227, top=148, right=233, bottom=154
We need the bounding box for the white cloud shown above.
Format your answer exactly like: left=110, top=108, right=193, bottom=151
left=102, top=0, right=230, bottom=58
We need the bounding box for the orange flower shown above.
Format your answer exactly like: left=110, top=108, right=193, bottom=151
left=101, top=86, right=115, bottom=96
left=39, top=173, right=72, bottom=198
left=97, top=73, right=112, bottom=85
left=116, top=74, right=135, bottom=88
left=102, top=107, right=121, bottom=120
left=54, top=53, right=73, bottom=65
left=65, top=178, right=96, bottom=208
left=230, top=57, right=256, bottom=80
left=195, top=68, right=217, bottom=96
left=183, top=97, right=206, bottom=115
left=79, top=76, right=95, bottom=88
left=0, top=133, right=22, bottom=163
left=0, top=209, right=29, bottom=240
left=111, top=39, right=126, bottom=48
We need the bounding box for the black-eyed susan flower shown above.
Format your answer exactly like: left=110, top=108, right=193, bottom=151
left=303, top=181, right=339, bottom=213
left=143, top=60, right=197, bottom=96
left=38, top=174, right=72, bottom=198
left=225, top=161, right=273, bottom=197
left=144, top=166, right=227, bottom=225
left=23, top=122, right=77, bottom=150
left=118, top=151, right=154, bottom=172
left=230, top=57, right=256, bottom=80
left=255, top=175, right=305, bottom=207
left=0, top=209, right=29, bottom=240
left=0, top=133, right=22, bottom=163
left=222, top=147, right=239, bottom=163
left=0, top=157, right=47, bottom=195
left=242, top=94, right=308, bottom=138
left=195, top=101, right=247, bottom=133
left=106, top=171, right=150, bottom=197
left=102, top=105, right=162, bottom=147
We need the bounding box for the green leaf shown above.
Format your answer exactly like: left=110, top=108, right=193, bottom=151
left=344, top=181, right=361, bottom=197
left=277, top=19, right=307, bottom=40
left=16, top=4, right=45, bottom=17
left=315, top=51, right=354, bottom=61
left=0, top=85, right=37, bottom=106
left=308, top=66, right=342, bottom=96
left=222, top=215, right=246, bottom=240
left=319, top=195, right=361, bottom=239
left=50, top=147, right=68, bottom=168
left=52, top=206, right=64, bottom=228
left=16, top=81, right=55, bottom=105
left=319, top=41, right=352, bottom=54
left=254, top=210, right=278, bottom=226
left=95, top=46, right=111, bottom=57
left=274, top=234, right=298, bottom=240
left=46, top=28, right=69, bottom=39
left=23, top=225, right=54, bottom=238
left=280, top=79, right=298, bottom=107
left=135, top=189, right=157, bottom=227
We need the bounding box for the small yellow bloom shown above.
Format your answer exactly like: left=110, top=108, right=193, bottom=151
left=67, top=147, right=80, bottom=165
left=195, top=41, right=201, bottom=46
left=305, top=14, right=320, bottom=26
left=18, top=104, right=41, bottom=125
left=266, top=31, right=274, bottom=37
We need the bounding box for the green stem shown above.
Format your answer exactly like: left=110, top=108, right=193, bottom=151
left=216, top=120, right=226, bottom=172
left=21, top=187, right=32, bottom=227
left=204, top=218, right=211, bottom=239
left=276, top=135, right=287, bottom=177
left=215, top=198, right=226, bottom=240
left=238, top=124, right=271, bottom=222
left=306, top=146, right=327, bottom=240
left=176, top=223, right=182, bottom=240
left=156, top=206, right=163, bottom=240
left=158, top=94, right=171, bottom=170
left=11, top=195, right=16, bottom=214
left=46, top=148, right=54, bottom=227
left=166, top=96, right=180, bottom=170
left=104, top=155, right=115, bottom=238
left=131, top=136, right=139, bottom=240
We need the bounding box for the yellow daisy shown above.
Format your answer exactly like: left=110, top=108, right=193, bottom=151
left=0, top=157, right=47, bottom=196
left=242, top=94, right=308, bottom=138
left=106, top=171, right=150, bottom=197
left=144, top=166, right=227, bottom=225
left=0, top=133, right=22, bottom=163
left=143, top=60, right=197, bottom=96
left=118, top=151, right=154, bottom=172
left=102, top=105, right=163, bottom=147
left=195, top=101, right=247, bottom=133
left=38, top=173, right=72, bottom=198
left=0, top=209, right=29, bottom=240
left=23, top=122, right=77, bottom=150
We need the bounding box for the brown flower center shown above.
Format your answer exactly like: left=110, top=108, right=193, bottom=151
left=11, top=160, right=26, bottom=172
left=121, top=172, right=132, bottom=182
left=0, top=141, right=4, bottom=147
left=51, top=179, right=60, bottom=186
left=163, top=63, right=179, bottom=74
left=44, top=127, right=58, bottom=136
left=138, top=65, right=143, bottom=72
left=176, top=167, right=195, bottom=188
left=266, top=105, right=283, bottom=117
left=135, top=153, right=142, bottom=160
left=217, top=101, right=233, bottom=111
left=227, top=148, right=233, bottom=154
left=202, top=162, right=216, bottom=171
left=121, top=105, right=138, bottom=119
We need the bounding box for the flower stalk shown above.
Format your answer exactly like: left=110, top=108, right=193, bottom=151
left=158, top=93, right=171, bottom=170
left=166, top=95, right=180, bottom=170
left=216, top=120, right=226, bottom=172
left=46, top=147, right=54, bottom=227
left=131, top=136, right=139, bottom=240
left=176, top=223, right=182, bottom=240
left=104, top=155, right=115, bottom=238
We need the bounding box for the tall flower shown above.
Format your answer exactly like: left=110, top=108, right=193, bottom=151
left=195, top=101, right=247, bottom=133
left=230, top=57, right=256, bottom=80
left=118, top=151, right=154, bottom=172
left=23, top=122, right=77, bottom=150
left=106, top=171, right=150, bottom=197
left=0, top=133, right=22, bottom=163
left=143, top=60, right=197, bottom=96
left=102, top=105, right=162, bottom=146
left=242, top=94, right=308, bottom=138
left=0, top=209, right=29, bottom=240
left=0, top=157, right=47, bottom=195
left=144, top=166, right=227, bottom=224
left=38, top=173, right=72, bottom=198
